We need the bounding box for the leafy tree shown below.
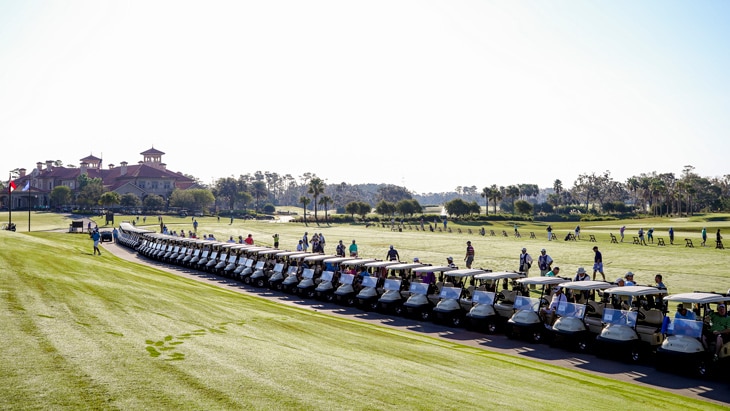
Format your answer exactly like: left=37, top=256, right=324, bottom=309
left=376, top=185, right=412, bottom=203
left=345, top=201, right=360, bottom=220
left=375, top=200, right=396, bottom=217
left=214, top=177, right=247, bottom=211
left=169, top=190, right=196, bottom=210
left=396, top=199, right=421, bottom=217
left=143, top=194, right=165, bottom=210
left=98, top=192, right=121, bottom=208
left=505, top=185, right=520, bottom=213
left=120, top=193, right=142, bottom=208
left=189, top=189, right=215, bottom=212
left=76, top=175, right=104, bottom=209
left=251, top=181, right=268, bottom=212
left=50, top=186, right=72, bottom=207
left=357, top=201, right=372, bottom=219
left=514, top=200, right=533, bottom=216
left=444, top=198, right=470, bottom=217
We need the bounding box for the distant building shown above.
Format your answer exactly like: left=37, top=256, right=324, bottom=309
left=4, top=147, right=196, bottom=210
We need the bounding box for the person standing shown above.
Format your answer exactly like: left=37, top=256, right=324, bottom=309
left=464, top=241, right=475, bottom=269
left=546, top=225, right=553, bottom=241
left=336, top=240, right=346, bottom=257
left=647, top=228, right=654, bottom=244
left=193, top=219, right=198, bottom=233
left=386, top=245, right=400, bottom=261
left=244, top=234, right=254, bottom=245
left=446, top=256, right=457, bottom=268
left=638, top=228, right=647, bottom=245
left=668, top=227, right=674, bottom=245
left=302, top=232, right=309, bottom=250
left=717, top=229, right=723, bottom=247
left=701, top=227, right=707, bottom=246
left=574, top=225, right=581, bottom=240
left=519, top=248, right=533, bottom=276
left=619, top=225, right=626, bottom=242
left=537, top=248, right=553, bottom=277
left=112, top=227, right=119, bottom=243
left=272, top=233, right=280, bottom=248
left=545, top=266, right=560, bottom=277
left=91, top=229, right=102, bottom=256
left=349, top=240, right=358, bottom=257
left=654, top=274, right=666, bottom=290
left=592, top=246, right=605, bottom=281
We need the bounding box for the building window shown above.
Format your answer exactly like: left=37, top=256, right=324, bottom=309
left=164, top=182, right=171, bottom=189
left=151, top=181, right=158, bottom=189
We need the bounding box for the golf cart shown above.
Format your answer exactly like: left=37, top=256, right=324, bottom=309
left=296, top=254, right=337, bottom=298
left=267, top=251, right=309, bottom=290
left=432, top=268, right=487, bottom=327
left=506, top=276, right=568, bottom=343
left=239, top=247, right=272, bottom=284
left=550, top=280, right=612, bottom=352
left=314, top=257, right=355, bottom=302
left=355, top=261, right=402, bottom=311
left=333, top=258, right=377, bottom=306
left=380, top=263, right=427, bottom=315
left=402, top=265, right=456, bottom=321
left=593, top=285, right=668, bottom=363
left=280, top=253, right=315, bottom=294
left=249, top=249, right=281, bottom=287
left=656, top=292, right=729, bottom=377
left=465, top=271, right=526, bottom=334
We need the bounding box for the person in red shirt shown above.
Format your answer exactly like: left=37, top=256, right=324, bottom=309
left=244, top=234, right=254, bottom=245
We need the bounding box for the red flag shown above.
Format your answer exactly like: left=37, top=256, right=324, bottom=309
left=9, top=181, right=17, bottom=192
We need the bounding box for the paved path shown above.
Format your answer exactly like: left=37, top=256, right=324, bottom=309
left=103, top=241, right=730, bottom=406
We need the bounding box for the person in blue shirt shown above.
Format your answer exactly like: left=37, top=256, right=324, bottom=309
left=674, top=304, right=696, bottom=320
left=91, top=229, right=102, bottom=256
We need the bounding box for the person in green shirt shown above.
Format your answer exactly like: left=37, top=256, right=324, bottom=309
left=708, top=303, right=730, bottom=359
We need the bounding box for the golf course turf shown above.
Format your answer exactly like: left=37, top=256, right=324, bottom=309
left=1, top=214, right=729, bottom=409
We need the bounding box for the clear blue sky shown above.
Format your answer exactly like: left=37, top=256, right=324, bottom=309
left=2, top=1, right=729, bottom=193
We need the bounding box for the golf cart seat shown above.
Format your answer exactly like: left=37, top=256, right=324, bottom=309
left=638, top=308, right=664, bottom=326
left=498, top=290, right=516, bottom=304
left=586, top=300, right=604, bottom=318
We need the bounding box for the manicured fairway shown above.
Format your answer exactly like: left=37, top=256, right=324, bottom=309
left=0, top=229, right=726, bottom=410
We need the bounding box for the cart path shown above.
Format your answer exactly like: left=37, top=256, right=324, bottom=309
left=102, top=242, right=730, bottom=406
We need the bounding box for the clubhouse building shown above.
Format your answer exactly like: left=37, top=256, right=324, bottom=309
left=4, top=147, right=196, bottom=210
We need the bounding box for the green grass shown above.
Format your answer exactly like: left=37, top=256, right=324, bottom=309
left=0, top=221, right=728, bottom=409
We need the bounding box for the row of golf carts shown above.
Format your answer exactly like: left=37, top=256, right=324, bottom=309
left=117, top=223, right=729, bottom=379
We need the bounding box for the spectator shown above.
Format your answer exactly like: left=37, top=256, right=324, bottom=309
left=91, top=228, right=101, bottom=256
left=654, top=274, right=666, bottom=290
left=386, top=245, right=400, bottom=261
left=701, top=227, right=707, bottom=246
left=446, top=256, right=457, bottom=269
left=272, top=233, right=279, bottom=248
left=624, top=272, right=635, bottom=286
left=546, top=225, right=553, bottom=241
left=244, top=234, right=254, bottom=245
left=574, top=267, right=589, bottom=281
left=519, top=247, right=533, bottom=276
left=707, top=304, right=730, bottom=360
left=336, top=240, right=346, bottom=257
left=592, top=246, right=605, bottom=281
left=349, top=240, right=358, bottom=257
left=668, top=227, right=674, bottom=245
left=464, top=241, right=475, bottom=269
left=545, top=266, right=560, bottom=277
left=537, top=248, right=553, bottom=277
left=674, top=304, right=696, bottom=320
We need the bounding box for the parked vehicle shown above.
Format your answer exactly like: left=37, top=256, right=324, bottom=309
left=297, top=254, right=337, bottom=298
left=506, top=277, right=567, bottom=343
left=465, top=271, right=526, bottom=333
left=334, top=259, right=376, bottom=306
left=551, top=280, right=612, bottom=352
left=656, top=292, right=729, bottom=377
left=315, top=257, right=355, bottom=302
left=355, top=261, right=401, bottom=311
left=432, top=268, right=487, bottom=327
left=268, top=252, right=312, bottom=291
left=593, top=285, right=667, bottom=363
left=380, top=263, right=427, bottom=315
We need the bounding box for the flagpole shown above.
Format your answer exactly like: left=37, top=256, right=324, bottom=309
left=8, top=173, right=12, bottom=228
left=27, top=182, right=31, bottom=232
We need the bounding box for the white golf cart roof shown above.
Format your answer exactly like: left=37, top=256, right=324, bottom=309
left=275, top=250, right=306, bottom=257
left=387, top=262, right=426, bottom=270
left=412, top=265, right=456, bottom=274
left=256, top=248, right=281, bottom=256
left=474, top=271, right=525, bottom=281
left=518, top=276, right=570, bottom=286
left=664, top=292, right=728, bottom=304
left=603, top=285, right=668, bottom=297
left=342, top=258, right=378, bottom=266
left=304, top=254, right=337, bottom=262
left=363, top=260, right=401, bottom=268
left=322, top=256, right=356, bottom=264
left=443, top=268, right=489, bottom=278
left=557, top=280, right=612, bottom=291
left=287, top=252, right=317, bottom=261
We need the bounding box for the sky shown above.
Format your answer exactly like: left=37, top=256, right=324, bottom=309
left=1, top=1, right=729, bottom=194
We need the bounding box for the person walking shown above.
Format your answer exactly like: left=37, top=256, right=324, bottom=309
left=592, top=246, right=605, bottom=281
left=668, top=227, right=674, bottom=245
left=91, top=229, right=102, bottom=256
left=701, top=227, right=707, bottom=246
left=386, top=245, right=400, bottom=261
left=519, top=248, right=533, bottom=276
left=464, top=241, right=475, bottom=269
left=647, top=228, right=654, bottom=244
left=537, top=248, right=553, bottom=277
left=619, top=225, right=626, bottom=242
left=112, top=227, right=119, bottom=243
left=717, top=229, right=723, bottom=248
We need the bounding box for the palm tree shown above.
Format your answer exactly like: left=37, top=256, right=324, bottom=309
left=319, top=195, right=332, bottom=225
left=251, top=181, right=268, bottom=212
left=307, top=177, right=325, bottom=225
left=506, top=185, right=520, bottom=213
left=299, top=196, right=310, bottom=226
left=553, top=179, right=563, bottom=208
left=480, top=187, right=490, bottom=215
left=488, top=184, right=502, bottom=214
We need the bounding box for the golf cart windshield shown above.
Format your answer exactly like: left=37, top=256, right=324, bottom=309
left=514, top=296, right=541, bottom=312
left=383, top=278, right=401, bottom=291
left=339, top=273, right=355, bottom=285
left=602, top=308, right=638, bottom=327
left=408, top=282, right=429, bottom=295
left=472, top=290, right=495, bottom=305
left=302, top=268, right=314, bottom=279
left=556, top=302, right=586, bottom=319
left=320, top=271, right=333, bottom=282
left=667, top=318, right=703, bottom=338
left=361, top=276, right=377, bottom=288
left=439, top=286, right=461, bottom=300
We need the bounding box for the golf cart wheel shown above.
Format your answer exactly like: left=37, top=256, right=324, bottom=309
left=696, top=360, right=709, bottom=378
left=505, top=326, right=515, bottom=339
left=306, top=289, right=316, bottom=299
left=367, top=301, right=379, bottom=312
left=345, top=296, right=356, bottom=306
left=485, top=321, right=497, bottom=334
left=325, top=293, right=335, bottom=303
left=243, top=277, right=251, bottom=285
left=420, top=310, right=432, bottom=321
left=531, top=330, right=542, bottom=344
left=255, top=278, right=266, bottom=288
left=393, top=305, right=404, bottom=316
left=576, top=339, right=589, bottom=353
left=450, top=316, right=462, bottom=328
left=629, top=345, right=642, bottom=363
